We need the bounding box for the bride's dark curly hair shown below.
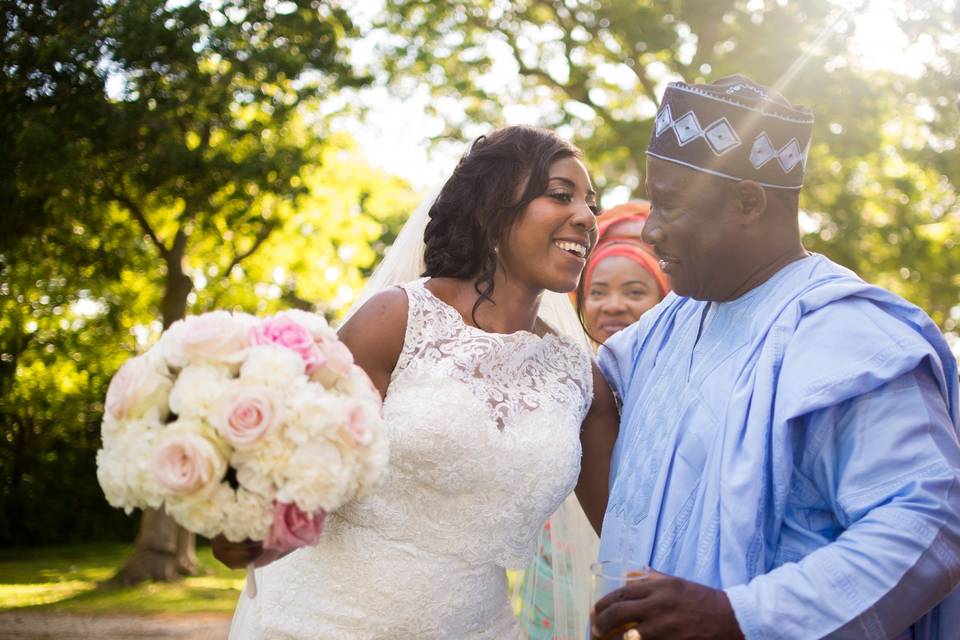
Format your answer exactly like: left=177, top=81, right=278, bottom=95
left=422, top=125, right=582, bottom=327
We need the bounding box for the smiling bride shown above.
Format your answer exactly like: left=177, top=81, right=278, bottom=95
left=213, top=125, right=620, bottom=639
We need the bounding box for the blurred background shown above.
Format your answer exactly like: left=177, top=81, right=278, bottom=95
left=2, top=0, right=958, bottom=633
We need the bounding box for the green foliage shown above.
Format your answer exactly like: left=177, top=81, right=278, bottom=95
left=3, top=0, right=364, bottom=234
left=0, top=211, right=147, bottom=546
left=376, top=0, right=960, bottom=347
left=196, top=131, right=420, bottom=319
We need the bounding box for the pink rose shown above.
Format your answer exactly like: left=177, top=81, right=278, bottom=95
left=212, top=385, right=280, bottom=449
left=105, top=353, right=172, bottom=421
left=251, top=317, right=323, bottom=374
left=153, top=432, right=226, bottom=495
left=344, top=403, right=373, bottom=446
left=317, top=339, right=354, bottom=377
left=263, top=502, right=326, bottom=552
left=310, top=338, right=356, bottom=387
left=165, top=311, right=253, bottom=367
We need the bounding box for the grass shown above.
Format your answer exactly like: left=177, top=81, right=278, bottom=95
left=0, top=543, right=244, bottom=614
left=0, top=543, right=527, bottom=616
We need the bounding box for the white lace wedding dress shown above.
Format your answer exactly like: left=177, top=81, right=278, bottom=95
left=229, top=278, right=593, bottom=639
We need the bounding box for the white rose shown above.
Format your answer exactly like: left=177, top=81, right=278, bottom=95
left=239, top=345, right=306, bottom=388
left=104, top=349, right=173, bottom=422
left=153, top=418, right=228, bottom=496
left=168, top=364, right=230, bottom=419
left=211, top=382, right=283, bottom=450
left=162, top=311, right=257, bottom=370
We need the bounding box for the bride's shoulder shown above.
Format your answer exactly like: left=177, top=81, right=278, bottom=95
left=339, top=287, right=409, bottom=340
left=337, top=287, right=409, bottom=396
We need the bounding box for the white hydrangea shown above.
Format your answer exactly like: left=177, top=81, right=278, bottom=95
left=168, top=364, right=230, bottom=419
left=231, top=431, right=291, bottom=498
left=284, top=384, right=344, bottom=444
left=239, top=344, right=306, bottom=389
left=165, top=483, right=232, bottom=539
left=96, top=420, right=165, bottom=512
left=333, top=364, right=382, bottom=407
left=221, top=487, right=274, bottom=543
left=277, top=438, right=350, bottom=512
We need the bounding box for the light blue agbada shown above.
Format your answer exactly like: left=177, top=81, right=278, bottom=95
left=598, top=254, right=960, bottom=639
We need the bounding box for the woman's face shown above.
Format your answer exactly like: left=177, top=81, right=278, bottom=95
left=583, top=255, right=662, bottom=342
left=498, top=156, right=599, bottom=294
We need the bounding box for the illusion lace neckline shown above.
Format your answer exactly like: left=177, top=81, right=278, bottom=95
left=418, top=278, right=560, bottom=341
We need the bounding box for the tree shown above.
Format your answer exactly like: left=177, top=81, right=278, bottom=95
left=0, top=129, right=418, bottom=553
left=1, top=0, right=401, bottom=583
left=373, top=0, right=959, bottom=348
left=0, top=204, right=147, bottom=548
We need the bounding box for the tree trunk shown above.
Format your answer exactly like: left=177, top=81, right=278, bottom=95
left=111, top=245, right=197, bottom=585
left=109, top=508, right=195, bottom=585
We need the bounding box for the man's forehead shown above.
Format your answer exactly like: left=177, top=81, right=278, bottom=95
left=646, top=160, right=696, bottom=196
left=648, top=157, right=729, bottom=201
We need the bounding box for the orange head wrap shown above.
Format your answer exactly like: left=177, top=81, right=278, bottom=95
left=583, top=204, right=670, bottom=297
left=584, top=240, right=669, bottom=298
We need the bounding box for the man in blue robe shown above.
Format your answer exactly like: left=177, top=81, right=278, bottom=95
left=591, top=76, right=960, bottom=639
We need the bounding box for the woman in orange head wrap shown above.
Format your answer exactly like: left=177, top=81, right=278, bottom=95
left=577, top=202, right=670, bottom=343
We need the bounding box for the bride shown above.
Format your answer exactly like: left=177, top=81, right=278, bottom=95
left=214, top=125, right=619, bottom=639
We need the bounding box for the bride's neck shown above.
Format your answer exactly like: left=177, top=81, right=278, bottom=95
left=469, top=271, right=543, bottom=335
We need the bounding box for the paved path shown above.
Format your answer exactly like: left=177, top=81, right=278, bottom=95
left=0, top=611, right=231, bottom=640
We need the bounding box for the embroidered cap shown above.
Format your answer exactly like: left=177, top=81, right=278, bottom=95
left=646, top=75, right=814, bottom=189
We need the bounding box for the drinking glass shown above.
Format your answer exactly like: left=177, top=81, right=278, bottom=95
left=589, top=560, right=651, bottom=640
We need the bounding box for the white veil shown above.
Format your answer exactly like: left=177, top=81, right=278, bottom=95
left=342, top=189, right=599, bottom=638
left=341, top=189, right=433, bottom=323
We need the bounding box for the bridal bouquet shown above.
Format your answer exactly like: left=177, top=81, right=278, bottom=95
left=96, top=309, right=387, bottom=555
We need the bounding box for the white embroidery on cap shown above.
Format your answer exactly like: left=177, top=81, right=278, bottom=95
left=703, top=118, right=741, bottom=155
left=673, top=111, right=703, bottom=146
left=750, top=133, right=777, bottom=169
left=777, top=138, right=802, bottom=172
left=654, top=105, right=674, bottom=137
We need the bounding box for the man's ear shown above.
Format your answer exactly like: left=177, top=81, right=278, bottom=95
left=732, top=180, right=767, bottom=226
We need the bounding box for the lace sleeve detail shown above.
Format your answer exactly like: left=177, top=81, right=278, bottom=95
left=581, top=349, right=596, bottom=423
left=553, top=336, right=595, bottom=428
left=391, top=278, right=434, bottom=380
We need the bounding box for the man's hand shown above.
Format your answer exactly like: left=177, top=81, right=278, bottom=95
left=591, top=570, right=745, bottom=640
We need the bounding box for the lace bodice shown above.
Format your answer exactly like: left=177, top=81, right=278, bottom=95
left=396, top=279, right=593, bottom=432
left=230, top=278, right=593, bottom=639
